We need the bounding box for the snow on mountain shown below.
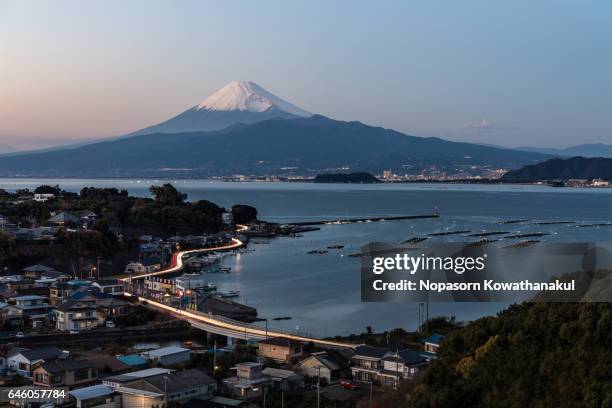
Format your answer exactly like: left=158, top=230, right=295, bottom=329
left=129, top=81, right=311, bottom=136
left=195, top=80, right=311, bottom=116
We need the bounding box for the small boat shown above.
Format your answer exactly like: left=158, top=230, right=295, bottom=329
left=202, top=283, right=217, bottom=291
left=218, top=267, right=232, bottom=273
left=218, top=289, right=240, bottom=298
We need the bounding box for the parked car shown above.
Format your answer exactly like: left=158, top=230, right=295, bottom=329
left=15, top=332, right=25, bottom=338
left=340, top=379, right=359, bottom=390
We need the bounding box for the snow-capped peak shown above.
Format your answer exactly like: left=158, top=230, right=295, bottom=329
left=195, top=80, right=311, bottom=117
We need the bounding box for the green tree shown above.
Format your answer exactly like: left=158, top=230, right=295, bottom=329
left=149, top=184, right=187, bottom=206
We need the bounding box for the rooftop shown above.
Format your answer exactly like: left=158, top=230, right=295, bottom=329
left=116, top=354, right=148, bottom=367
left=10, top=346, right=64, bottom=361
left=23, top=264, right=55, bottom=273
left=39, top=359, right=93, bottom=374
left=146, top=346, right=191, bottom=358
left=69, top=384, right=114, bottom=401
left=105, top=367, right=172, bottom=383
left=144, top=368, right=216, bottom=392
left=423, top=333, right=445, bottom=345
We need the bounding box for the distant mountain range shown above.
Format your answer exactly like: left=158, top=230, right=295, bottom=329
left=0, top=144, right=18, bottom=154
left=502, top=157, right=612, bottom=182
left=0, top=115, right=550, bottom=178
left=0, top=81, right=551, bottom=178
left=517, top=143, right=612, bottom=158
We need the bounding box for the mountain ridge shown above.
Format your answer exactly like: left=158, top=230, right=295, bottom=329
left=502, top=156, right=612, bottom=182
left=517, top=143, right=612, bottom=158
left=0, top=115, right=550, bottom=178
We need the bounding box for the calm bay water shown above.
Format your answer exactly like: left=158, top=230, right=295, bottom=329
left=2, top=179, right=612, bottom=337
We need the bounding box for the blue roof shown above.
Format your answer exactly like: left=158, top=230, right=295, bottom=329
left=67, top=279, right=92, bottom=286
left=117, top=354, right=148, bottom=366
left=69, top=384, right=114, bottom=400
left=423, top=334, right=445, bottom=345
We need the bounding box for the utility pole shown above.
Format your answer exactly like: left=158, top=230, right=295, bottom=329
left=97, top=256, right=101, bottom=280
left=317, top=365, right=321, bottom=408
left=395, top=349, right=400, bottom=391
left=369, top=381, right=373, bottom=408
left=163, top=375, right=168, bottom=408
left=213, top=340, right=217, bottom=374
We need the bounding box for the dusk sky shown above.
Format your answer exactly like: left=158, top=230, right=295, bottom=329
left=1, top=0, right=611, bottom=150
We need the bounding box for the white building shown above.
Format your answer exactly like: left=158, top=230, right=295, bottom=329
left=142, top=346, right=192, bottom=366
left=92, top=279, right=124, bottom=296
left=54, top=300, right=99, bottom=332
left=69, top=384, right=119, bottom=408
left=6, top=346, right=67, bottom=377
left=34, top=193, right=55, bottom=202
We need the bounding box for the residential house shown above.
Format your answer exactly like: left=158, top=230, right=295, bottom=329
left=116, top=368, right=216, bottom=407
left=423, top=334, right=444, bottom=354
left=261, top=367, right=303, bottom=391
left=78, top=210, right=98, bottom=227
left=295, top=351, right=350, bottom=384
left=95, top=297, right=132, bottom=322
left=224, top=362, right=271, bottom=399
left=39, top=269, right=71, bottom=284
left=32, top=358, right=97, bottom=388
left=55, top=299, right=99, bottom=332
left=143, top=346, right=192, bottom=366
left=23, top=264, right=56, bottom=279
left=92, top=279, right=124, bottom=296
left=34, top=193, right=55, bottom=202
left=141, top=257, right=162, bottom=273
left=6, top=346, right=67, bottom=377
left=349, top=346, right=386, bottom=383
left=69, top=384, right=119, bottom=408
left=4, top=278, right=36, bottom=293
left=50, top=280, right=92, bottom=306
left=0, top=302, right=24, bottom=327
left=102, top=367, right=172, bottom=389
left=13, top=295, right=49, bottom=328
left=0, top=346, right=9, bottom=375
left=257, top=337, right=304, bottom=364
left=86, top=354, right=131, bottom=377
left=350, top=346, right=428, bottom=387
left=48, top=211, right=80, bottom=226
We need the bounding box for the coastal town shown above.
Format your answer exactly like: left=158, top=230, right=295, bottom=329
left=0, top=184, right=448, bottom=408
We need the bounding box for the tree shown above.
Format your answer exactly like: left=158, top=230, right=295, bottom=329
left=149, top=184, right=187, bottom=206
left=34, top=184, right=62, bottom=195
left=231, top=204, right=258, bottom=224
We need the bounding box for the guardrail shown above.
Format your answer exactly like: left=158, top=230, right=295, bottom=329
left=130, top=293, right=356, bottom=350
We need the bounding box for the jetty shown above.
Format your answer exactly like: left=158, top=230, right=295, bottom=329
left=291, top=214, right=439, bottom=226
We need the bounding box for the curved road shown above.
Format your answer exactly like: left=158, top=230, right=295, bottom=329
left=123, top=226, right=357, bottom=349
left=126, top=237, right=245, bottom=281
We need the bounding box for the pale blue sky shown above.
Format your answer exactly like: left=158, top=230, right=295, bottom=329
left=1, top=0, right=611, bottom=149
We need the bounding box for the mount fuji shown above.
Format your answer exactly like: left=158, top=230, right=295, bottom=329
left=130, top=80, right=312, bottom=136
